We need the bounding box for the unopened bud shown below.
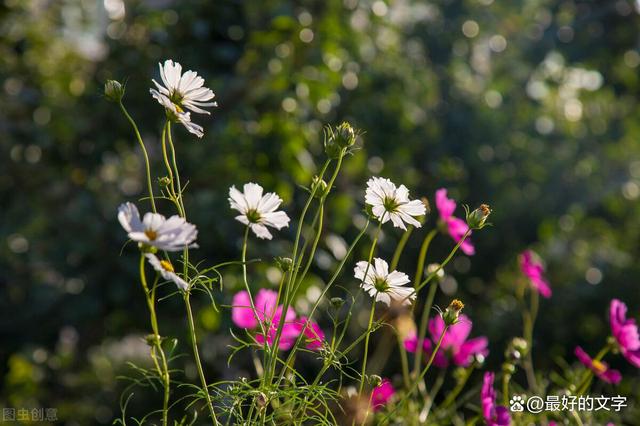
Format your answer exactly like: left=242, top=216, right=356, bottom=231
left=311, top=176, right=329, bottom=199
left=502, top=362, right=516, bottom=375
left=443, top=299, right=464, bottom=326
left=368, top=374, right=382, bottom=387
left=276, top=257, right=293, bottom=272
left=145, top=334, right=161, bottom=346
left=465, top=204, right=492, bottom=230
left=330, top=297, right=345, bottom=309
left=333, top=122, right=357, bottom=148
left=104, top=79, right=124, bottom=102
left=255, top=392, right=268, bottom=409
left=158, top=176, right=171, bottom=187
left=426, top=263, right=445, bottom=282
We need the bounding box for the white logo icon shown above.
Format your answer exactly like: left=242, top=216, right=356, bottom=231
left=509, top=395, right=525, bottom=412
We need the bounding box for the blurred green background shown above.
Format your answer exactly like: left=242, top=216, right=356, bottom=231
left=2, top=0, right=640, bottom=424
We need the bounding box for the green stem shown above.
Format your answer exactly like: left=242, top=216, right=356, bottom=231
left=413, top=281, right=439, bottom=375
left=522, top=288, right=539, bottom=392
left=358, top=298, right=377, bottom=394
left=184, top=293, right=219, bottom=425
left=139, top=255, right=170, bottom=426
left=390, top=226, right=414, bottom=270
left=276, top=219, right=371, bottom=386
left=441, top=366, right=475, bottom=410
left=397, top=334, right=411, bottom=389
left=386, top=325, right=449, bottom=421
left=119, top=101, right=156, bottom=213
left=415, top=230, right=470, bottom=293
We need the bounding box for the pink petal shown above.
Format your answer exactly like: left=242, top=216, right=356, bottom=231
left=371, top=379, right=395, bottom=411
left=231, top=291, right=258, bottom=328
left=435, top=188, right=456, bottom=221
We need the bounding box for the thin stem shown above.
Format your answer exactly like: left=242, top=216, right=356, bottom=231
left=413, top=281, right=438, bottom=375
left=441, top=366, right=475, bottom=409
left=166, top=122, right=186, bottom=217
left=413, top=230, right=438, bottom=290
left=386, top=325, right=449, bottom=421
left=139, top=255, right=170, bottom=426
left=397, top=334, right=411, bottom=389
left=358, top=298, right=378, bottom=394
left=390, top=225, right=414, bottom=270
left=184, top=293, right=219, bottom=425
left=119, top=101, right=156, bottom=213
left=276, top=219, right=371, bottom=386
left=415, top=230, right=470, bottom=293
left=522, top=289, right=539, bottom=392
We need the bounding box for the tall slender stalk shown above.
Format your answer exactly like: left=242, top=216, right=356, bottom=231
left=139, top=255, right=170, bottom=426
left=119, top=101, right=156, bottom=213
left=358, top=298, right=378, bottom=394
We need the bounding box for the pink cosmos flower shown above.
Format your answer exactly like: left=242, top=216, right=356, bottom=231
left=231, top=289, right=299, bottom=349
left=404, top=314, right=488, bottom=368
left=519, top=250, right=552, bottom=298
left=481, top=372, right=511, bottom=426
left=574, top=346, right=622, bottom=384
left=435, top=189, right=475, bottom=255
left=609, top=299, right=640, bottom=368
left=370, top=379, right=395, bottom=412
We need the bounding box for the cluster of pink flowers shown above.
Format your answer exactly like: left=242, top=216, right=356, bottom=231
left=404, top=314, right=488, bottom=368
left=435, top=188, right=475, bottom=256
left=232, top=289, right=324, bottom=350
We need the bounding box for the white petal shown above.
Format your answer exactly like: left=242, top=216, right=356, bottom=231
left=389, top=213, right=408, bottom=230
left=229, top=185, right=249, bottom=214
left=376, top=292, right=391, bottom=306
left=257, top=192, right=283, bottom=214
left=374, top=258, right=389, bottom=278
left=250, top=223, right=273, bottom=240
left=387, top=270, right=410, bottom=287
left=243, top=183, right=264, bottom=209
left=399, top=199, right=426, bottom=216
left=118, top=202, right=143, bottom=233
left=261, top=211, right=290, bottom=230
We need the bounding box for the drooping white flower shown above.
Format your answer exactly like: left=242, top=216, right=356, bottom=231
left=150, top=91, right=204, bottom=138
left=150, top=59, right=217, bottom=138
left=145, top=253, right=189, bottom=290
left=118, top=202, right=198, bottom=251
left=365, top=177, right=426, bottom=230
left=354, top=258, right=415, bottom=306
left=228, top=183, right=290, bottom=240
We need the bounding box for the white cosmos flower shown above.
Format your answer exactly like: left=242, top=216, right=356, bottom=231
left=365, top=177, right=426, bottom=230
left=145, top=254, right=188, bottom=291
left=150, top=59, right=217, bottom=138
left=228, top=183, right=290, bottom=240
left=354, top=258, right=415, bottom=306
left=118, top=202, right=198, bottom=251
left=150, top=91, right=204, bottom=138
left=152, top=59, right=217, bottom=115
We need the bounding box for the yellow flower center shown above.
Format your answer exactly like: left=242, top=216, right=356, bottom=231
left=160, top=260, right=174, bottom=272
left=174, top=103, right=184, bottom=113
left=591, top=359, right=606, bottom=374
left=145, top=229, right=158, bottom=240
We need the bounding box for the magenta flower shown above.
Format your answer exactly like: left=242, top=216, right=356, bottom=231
left=574, top=346, right=621, bottom=384
left=370, top=379, right=395, bottom=412
left=404, top=315, right=488, bottom=368
left=231, top=289, right=298, bottom=349
left=435, top=189, right=475, bottom=256
left=518, top=250, right=551, bottom=298
left=481, top=372, right=511, bottom=426
left=609, top=299, right=640, bottom=368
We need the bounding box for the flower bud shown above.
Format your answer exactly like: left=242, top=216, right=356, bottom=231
left=145, top=334, right=161, bottom=346
left=311, top=176, right=329, bottom=199
left=502, top=362, right=516, bottom=375
left=276, top=257, right=293, bottom=272
left=330, top=297, right=345, bottom=309
left=324, top=137, right=343, bottom=159
left=138, top=243, right=158, bottom=254
left=158, top=176, right=172, bottom=187
left=333, top=122, right=357, bottom=148
left=255, top=392, right=268, bottom=409
left=465, top=204, right=491, bottom=230
left=443, top=299, right=464, bottom=326
left=368, top=374, right=382, bottom=387
left=104, top=79, right=124, bottom=102
left=426, top=263, right=445, bottom=282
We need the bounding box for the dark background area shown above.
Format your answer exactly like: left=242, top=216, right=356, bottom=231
left=1, top=0, right=640, bottom=424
